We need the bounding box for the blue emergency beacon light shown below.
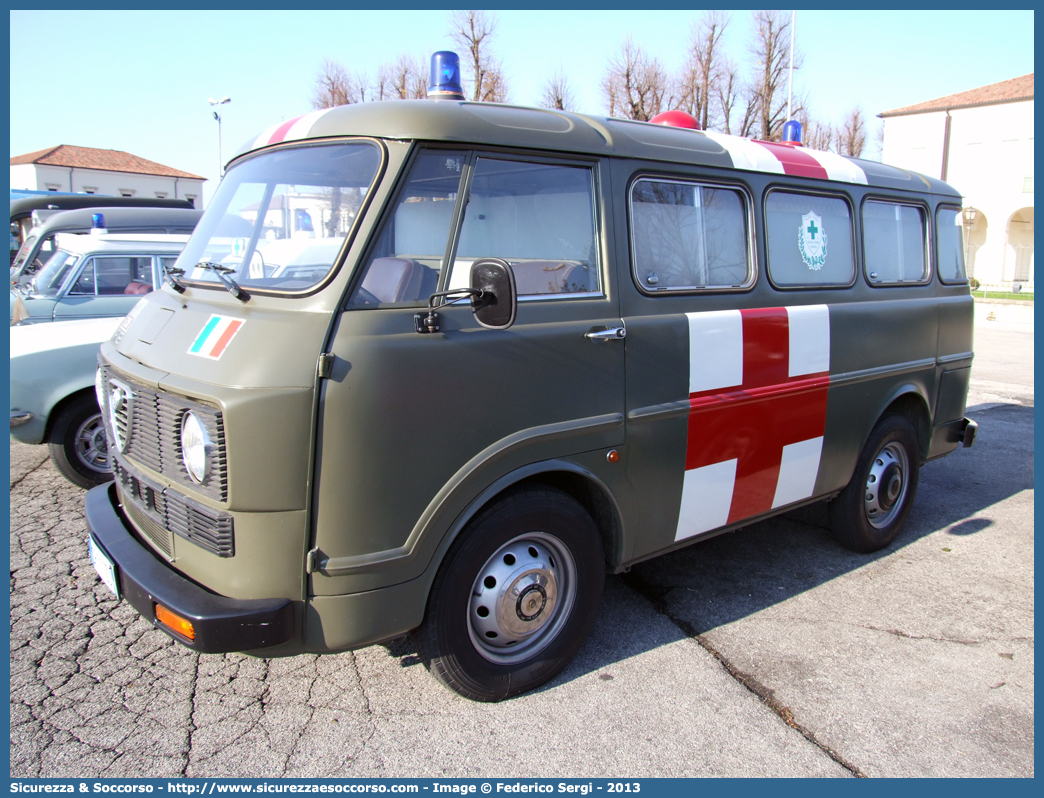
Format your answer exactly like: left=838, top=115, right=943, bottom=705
left=427, top=51, right=465, bottom=100
left=782, top=119, right=803, bottom=144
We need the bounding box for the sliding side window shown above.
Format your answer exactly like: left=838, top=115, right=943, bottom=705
left=863, top=200, right=929, bottom=285
left=630, top=178, right=751, bottom=292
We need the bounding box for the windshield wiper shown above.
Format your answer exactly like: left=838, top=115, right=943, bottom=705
left=164, top=266, right=187, bottom=295
left=195, top=261, right=250, bottom=302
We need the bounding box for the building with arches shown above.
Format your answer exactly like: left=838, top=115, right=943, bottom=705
left=880, top=74, right=1033, bottom=291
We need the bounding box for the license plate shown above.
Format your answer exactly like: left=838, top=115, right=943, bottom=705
left=87, top=536, right=120, bottom=599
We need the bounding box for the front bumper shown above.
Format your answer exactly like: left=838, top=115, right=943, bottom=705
left=84, top=483, right=295, bottom=653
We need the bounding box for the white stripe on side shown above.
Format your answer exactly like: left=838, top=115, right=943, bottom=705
left=675, top=459, right=737, bottom=541
left=703, top=131, right=785, bottom=175
left=686, top=309, right=743, bottom=394
left=786, top=304, right=830, bottom=377
left=771, top=437, right=824, bottom=509
left=284, top=108, right=333, bottom=141
left=800, top=149, right=868, bottom=185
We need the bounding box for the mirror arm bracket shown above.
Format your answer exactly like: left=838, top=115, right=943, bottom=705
left=414, top=288, right=486, bottom=334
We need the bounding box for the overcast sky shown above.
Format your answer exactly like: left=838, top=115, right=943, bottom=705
left=10, top=9, right=1035, bottom=206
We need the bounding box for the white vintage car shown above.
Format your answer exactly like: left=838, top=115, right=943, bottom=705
left=10, top=315, right=124, bottom=487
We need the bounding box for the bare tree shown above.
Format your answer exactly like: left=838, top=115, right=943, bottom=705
left=477, top=60, right=509, bottom=103
left=602, top=38, right=670, bottom=121
left=677, top=12, right=730, bottom=130
left=800, top=114, right=835, bottom=151
left=379, top=54, right=428, bottom=100
left=837, top=107, right=867, bottom=157
left=312, top=58, right=368, bottom=109
left=716, top=57, right=743, bottom=135
left=747, top=10, right=802, bottom=140
left=542, top=69, right=577, bottom=111
left=450, top=10, right=508, bottom=102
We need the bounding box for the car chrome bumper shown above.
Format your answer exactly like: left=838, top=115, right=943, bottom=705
left=10, top=410, right=32, bottom=427
left=84, top=483, right=296, bottom=653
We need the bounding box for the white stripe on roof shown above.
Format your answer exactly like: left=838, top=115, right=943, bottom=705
left=284, top=109, right=333, bottom=141
left=800, top=149, right=868, bottom=184
left=703, top=131, right=785, bottom=174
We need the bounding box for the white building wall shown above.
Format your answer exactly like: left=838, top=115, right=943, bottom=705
left=882, top=98, right=1033, bottom=289
left=882, top=112, right=948, bottom=178
left=9, top=164, right=205, bottom=208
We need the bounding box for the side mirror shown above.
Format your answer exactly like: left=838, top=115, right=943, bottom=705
left=470, top=258, right=516, bottom=330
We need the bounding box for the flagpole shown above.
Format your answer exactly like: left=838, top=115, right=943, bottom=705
left=787, top=9, right=796, bottom=122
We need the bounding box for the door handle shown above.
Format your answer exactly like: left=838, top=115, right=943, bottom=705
left=585, top=326, right=626, bottom=342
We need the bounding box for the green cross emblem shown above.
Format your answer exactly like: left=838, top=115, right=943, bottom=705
left=807, top=220, right=819, bottom=240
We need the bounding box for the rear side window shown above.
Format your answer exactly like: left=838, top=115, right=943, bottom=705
left=630, top=179, right=751, bottom=292
left=862, top=201, right=928, bottom=284
left=936, top=207, right=968, bottom=284
left=448, top=157, right=600, bottom=297
left=766, top=191, right=855, bottom=287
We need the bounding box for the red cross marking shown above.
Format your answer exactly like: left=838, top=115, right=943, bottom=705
left=686, top=307, right=829, bottom=525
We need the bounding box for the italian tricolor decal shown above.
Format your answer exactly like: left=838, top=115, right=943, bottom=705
left=188, top=315, right=244, bottom=360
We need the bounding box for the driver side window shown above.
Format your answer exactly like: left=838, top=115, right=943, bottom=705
left=447, top=158, right=600, bottom=297
left=349, top=150, right=466, bottom=307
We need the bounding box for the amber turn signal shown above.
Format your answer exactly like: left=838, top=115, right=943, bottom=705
left=155, top=604, right=196, bottom=641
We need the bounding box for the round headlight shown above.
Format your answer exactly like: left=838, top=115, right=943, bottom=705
left=180, top=411, right=213, bottom=483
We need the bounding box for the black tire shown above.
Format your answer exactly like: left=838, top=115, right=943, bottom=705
left=415, top=485, right=605, bottom=702
left=830, top=414, right=920, bottom=553
left=47, top=394, right=113, bottom=489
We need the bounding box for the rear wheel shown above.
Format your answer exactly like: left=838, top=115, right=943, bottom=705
left=830, top=414, right=920, bottom=552
left=48, top=394, right=112, bottom=489
left=415, top=486, right=604, bottom=702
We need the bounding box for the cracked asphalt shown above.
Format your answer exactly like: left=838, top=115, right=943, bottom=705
left=9, top=317, right=1033, bottom=778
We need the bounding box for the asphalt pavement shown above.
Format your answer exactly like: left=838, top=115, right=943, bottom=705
left=8, top=312, right=1033, bottom=778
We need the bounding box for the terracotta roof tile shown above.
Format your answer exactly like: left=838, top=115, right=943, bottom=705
left=880, top=73, right=1033, bottom=118
left=9, top=144, right=205, bottom=180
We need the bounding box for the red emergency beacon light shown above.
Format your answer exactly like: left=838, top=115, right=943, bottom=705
left=650, top=110, right=701, bottom=130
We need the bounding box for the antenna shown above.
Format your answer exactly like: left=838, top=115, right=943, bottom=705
left=786, top=10, right=797, bottom=123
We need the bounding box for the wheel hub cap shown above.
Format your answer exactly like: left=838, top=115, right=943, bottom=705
left=864, top=442, right=909, bottom=529
left=468, top=533, right=577, bottom=664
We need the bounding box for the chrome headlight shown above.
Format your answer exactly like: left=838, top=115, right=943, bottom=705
left=180, top=411, right=213, bottom=483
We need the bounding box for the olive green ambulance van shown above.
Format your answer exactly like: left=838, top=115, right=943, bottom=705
left=85, top=55, right=976, bottom=701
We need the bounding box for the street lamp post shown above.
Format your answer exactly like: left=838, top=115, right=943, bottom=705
left=208, top=96, right=231, bottom=177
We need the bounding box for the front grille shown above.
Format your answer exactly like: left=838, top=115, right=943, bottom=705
left=101, top=367, right=228, bottom=502
left=114, top=458, right=235, bottom=558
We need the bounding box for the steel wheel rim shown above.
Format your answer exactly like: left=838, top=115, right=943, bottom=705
left=74, top=413, right=110, bottom=474
left=864, top=441, right=909, bottom=529
left=467, top=531, right=577, bottom=665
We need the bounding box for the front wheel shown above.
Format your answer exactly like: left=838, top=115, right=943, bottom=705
left=415, top=485, right=605, bottom=702
left=830, top=414, right=920, bottom=552
left=48, top=394, right=113, bottom=489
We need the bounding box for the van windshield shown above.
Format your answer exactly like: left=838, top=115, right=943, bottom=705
left=176, top=142, right=382, bottom=293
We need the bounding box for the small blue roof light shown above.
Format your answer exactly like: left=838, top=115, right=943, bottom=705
left=92, top=213, right=105, bottom=229
left=782, top=119, right=803, bottom=145
left=427, top=51, right=465, bottom=100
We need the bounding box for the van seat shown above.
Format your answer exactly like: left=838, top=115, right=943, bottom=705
left=124, top=282, right=152, bottom=295
left=361, top=257, right=424, bottom=303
